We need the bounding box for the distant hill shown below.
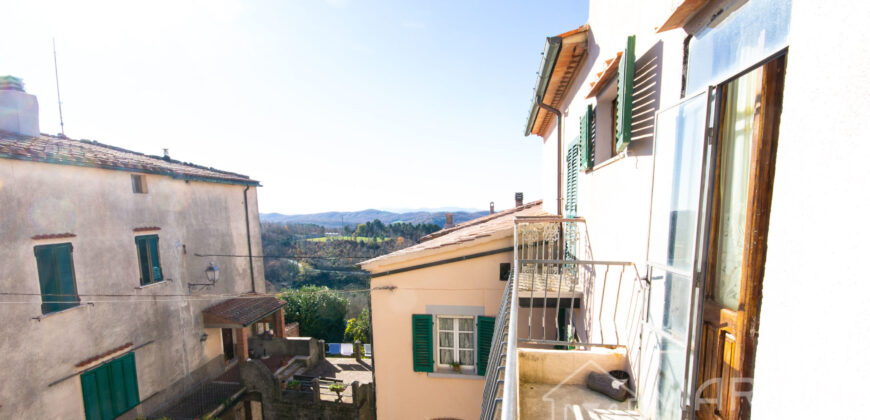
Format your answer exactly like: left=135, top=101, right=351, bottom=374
left=260, top=209, right=490, bottom=228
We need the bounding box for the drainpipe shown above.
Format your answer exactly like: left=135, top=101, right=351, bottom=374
left=243, top=186, right=255, bottom=293
left=536, top=96, right=563, bottom=216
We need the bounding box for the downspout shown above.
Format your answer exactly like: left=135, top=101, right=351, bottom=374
left=243, top=185, right=255, bottom=293
left=536, top=96, right=563, bottom=216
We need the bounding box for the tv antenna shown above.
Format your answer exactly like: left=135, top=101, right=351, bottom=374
left=52, top=38, right=65, bottom=137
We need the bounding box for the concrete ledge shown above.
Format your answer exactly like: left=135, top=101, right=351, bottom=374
left=426, top=371, right=484, bottom=380
left=518, top=347, right=628, bottom=385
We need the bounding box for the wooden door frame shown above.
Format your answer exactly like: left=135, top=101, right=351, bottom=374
left=693, top=54, right=786, bottom=420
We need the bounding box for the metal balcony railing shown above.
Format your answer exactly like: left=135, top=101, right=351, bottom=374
left=480, top=216, right=646, bottom=420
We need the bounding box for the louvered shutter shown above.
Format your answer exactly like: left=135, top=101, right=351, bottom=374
left=615, top=35, right=636, bottom=153
left=35, top=245, right=58, bottom=314
left=411, top=314, right=434, bottom=372
left=476, top=316, right=495, bottom=376
left=147, top=236, right=162, bottom=282
left=55, top=244, right=79, bottom=311
left=120, top=353, right=140, bottom=409
left=565, top=138, right=579, bottom=217
left=580, top=104, right=593, bottom=169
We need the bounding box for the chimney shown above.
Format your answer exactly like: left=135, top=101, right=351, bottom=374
left=163, top=148, right=171, bottom=161
left=515, top=192, right=524, bottom=207
left=444, top=213, right=454, bottom=229
left=489, top=202, right=495, bottom=214
left=0, top=76, right=40, bottom=137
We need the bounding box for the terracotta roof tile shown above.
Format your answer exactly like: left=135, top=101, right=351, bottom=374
left=203, top=295, right=284, bottom=326
left=361, top=200, right=546, bottom=268
left=0, top=131, right=258, bottom=186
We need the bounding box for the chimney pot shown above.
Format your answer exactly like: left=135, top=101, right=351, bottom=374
left=444, top=213, right=454, bottom=228
left=515, top=192, right=524, bottom=207
left=162, top=148, right=171, bottom=161
left=489, top=202, right=495, bottom=214
left=0, top=76, right=39, bottom=137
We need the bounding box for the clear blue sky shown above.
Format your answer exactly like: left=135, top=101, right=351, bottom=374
left=2, top=0, right=588, bottom=214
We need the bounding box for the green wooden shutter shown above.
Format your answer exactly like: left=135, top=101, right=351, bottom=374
left=80, top=370, right=101, bottom=420
left=476, top=316, right=495, bottom=376
left=55, top=244, right=78, bottom=311
left=411, top=314, right=434, bottom=372
left=580, top=104, right=593, bottom=169
left=81, top=353, right=139, bottom=420
left=120, top=353, right=140, bottom=409
left=615, top=35, right=636, bottom=153
left=565, top=138, right=579, bottom=218
left=147, top=236, right=162, bottom=282
left=135, top=237, right=149, bottom=284
left=35, top=246, right=58, bottom=314
left=94, top=365, right=114, bottom=420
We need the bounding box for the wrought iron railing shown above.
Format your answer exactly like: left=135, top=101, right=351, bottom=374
left=480, top=216, right=647, bottom=420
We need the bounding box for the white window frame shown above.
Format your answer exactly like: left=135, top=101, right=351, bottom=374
left=435, top=315, right=476, bottom=372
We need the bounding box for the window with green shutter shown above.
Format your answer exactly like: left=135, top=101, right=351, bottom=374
left=565, top=138, right=579, bottom=218
left=411, top=314, right=434, bottom=372
left=476, top=316, right=495, bottom=376
left=615, top=35, right=636, bottom=153
left=135, top=235, right=163, bottom=285
left=34, top=243, right=80, bottom=314
left=81, top=352, right=140, bottom=420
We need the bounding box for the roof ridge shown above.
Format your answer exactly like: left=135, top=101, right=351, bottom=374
left=418, top=199, right=543, bottom=243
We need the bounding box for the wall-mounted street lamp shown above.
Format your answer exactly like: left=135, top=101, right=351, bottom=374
left=205, top=262, right=220, bottom=283
left=189, top=262, right=220, bottom=293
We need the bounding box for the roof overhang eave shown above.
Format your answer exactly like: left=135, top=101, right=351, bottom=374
left=524, top=36, right=563, bottom=137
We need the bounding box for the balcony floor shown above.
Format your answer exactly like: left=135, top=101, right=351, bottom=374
left=520, top=383, right=643, bottom=420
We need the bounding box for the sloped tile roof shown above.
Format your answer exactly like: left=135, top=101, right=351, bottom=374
left=0, top=130, right=259, bottom=186
left=361, top=200, right=546, bottom=269
left=202, top=295, right=285, bottom=326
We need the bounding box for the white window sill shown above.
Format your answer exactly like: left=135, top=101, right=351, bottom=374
left=135, top=279, right=170, bottom=289
left=427, top=370, right=483, bottom=380
left=586, top=150, right=628, bottom=173
left=32, top=303, right=87, bottom=321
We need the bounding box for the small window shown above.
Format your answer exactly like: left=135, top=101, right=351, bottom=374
left=34, top=243, right=80, bottom=314
left=436, top=316, right=475, bottom=369
left=135, top=235, right=163, bottom=285
left=131, top=174, right=146, bottom=194
left=499, top=263, right=511, bottom=281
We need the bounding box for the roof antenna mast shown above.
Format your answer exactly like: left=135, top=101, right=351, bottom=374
left=52, top=37, right=65, bottom=137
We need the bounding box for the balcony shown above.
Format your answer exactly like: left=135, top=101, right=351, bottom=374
left=481, top=216, right=646, bottom=419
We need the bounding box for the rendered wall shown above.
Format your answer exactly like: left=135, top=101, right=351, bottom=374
left=369, top=238, right=511, bottom=420
left=0, top=159, right=266, bottom=419
left=751, top=1, right=870, bottom=418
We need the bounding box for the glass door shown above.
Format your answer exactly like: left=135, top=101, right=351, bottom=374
left=646, top=88, right=716, bottom=420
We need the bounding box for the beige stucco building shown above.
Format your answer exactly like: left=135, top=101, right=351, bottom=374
left=361, top=200, right=544, bottom=420
left=0, top=79, right=282, bottom=419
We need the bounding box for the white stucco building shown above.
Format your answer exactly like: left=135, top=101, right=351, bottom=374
left=480, top=0, right=870, bottom=419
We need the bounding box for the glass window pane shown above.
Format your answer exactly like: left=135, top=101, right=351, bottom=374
left=459, top=350, right=474, bottom=366
left=439, top=332, right=453, bottom=348
left=687, top=0, right=791, bottom=94
left=650, top=331, right=688, bottom=420
left=438, top=317, right=453, bottom=331
left=712, top=69, right=759, bottom=310
left=648, top=94, right=707, bottom=271
left=647, top=268, right=692, bottom=339
left=440, top=350, right=453, bottom=365
left=458, top=332, right=473, bottom=349
left=458, top=318, right=473, bottom=332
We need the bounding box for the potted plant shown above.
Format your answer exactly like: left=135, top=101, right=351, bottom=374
left=328, top=383, right=347, bottom=402
left=450, top=362, right=462, bottom=373
left=285, top=379, right=302, bottom=391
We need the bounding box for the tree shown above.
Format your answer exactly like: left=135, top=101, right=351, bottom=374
left=279, top=286, right=348, bottom=342
left=344, top=308, right=371, bottom=343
